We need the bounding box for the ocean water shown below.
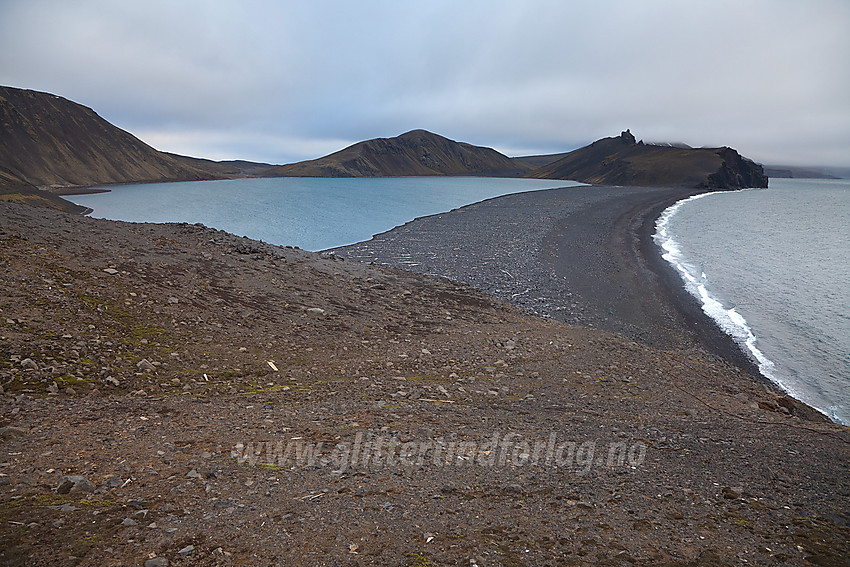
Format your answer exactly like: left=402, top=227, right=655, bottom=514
left=655, top=179, right=850, bottom=424
left=68, top=177, right=574, bottom=251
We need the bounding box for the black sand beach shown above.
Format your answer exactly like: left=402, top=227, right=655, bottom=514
left=333, top=184, right=759, bottom=374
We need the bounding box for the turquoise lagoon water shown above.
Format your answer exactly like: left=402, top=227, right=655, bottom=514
left=68, top=177, right=575, bottom=251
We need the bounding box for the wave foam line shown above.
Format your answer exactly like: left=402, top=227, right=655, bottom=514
left=654, top=193, right=779, bottom=383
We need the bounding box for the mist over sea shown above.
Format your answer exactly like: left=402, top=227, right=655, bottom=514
left=656, top=179, right=850, bottom=424
left=67, top=177, right=573, bottom=251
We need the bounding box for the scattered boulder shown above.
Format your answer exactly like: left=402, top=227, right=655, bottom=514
left=777, top=395, right=831, bottom=423
left=137, top=359, right=156, bottom=372
left=56, top=475, right=95, bottom=494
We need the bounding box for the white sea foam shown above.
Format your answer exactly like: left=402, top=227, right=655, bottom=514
left=654, top=193, right=780, bottom=386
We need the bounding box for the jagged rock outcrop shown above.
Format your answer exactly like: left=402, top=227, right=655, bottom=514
left=530, top=130, right=768, bottom=189
left=705, top=147, right=770, bottom=189
left=263, top=129, right=532, bottom=178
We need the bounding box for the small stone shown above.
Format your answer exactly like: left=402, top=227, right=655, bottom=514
left=305, top=307, right=326, bottom=316
left=104, top=376, right=120, bottom=387
left=186, top=469, right=202, bottom=479
left=178, top=545, right=194, bottom=556
left=106, top=476, right=124, bottom=488
left=137, top=359, right=156, bottom=372
left=59, top=503, right=77, bottom=513
left=121, top=518, right=138, bottom=526
left=722, top=486, right=743, bottom=499
left=168, top=297, right=179, bottom=304
left=103, top=268, right=119, bottom=275
left=145, top=558, right=169, bottom=567
left=0, top=426, right=27, bottom=439
left=57, top=475, right=95, bottom=494
left=20, top=358, right=38, bottom=371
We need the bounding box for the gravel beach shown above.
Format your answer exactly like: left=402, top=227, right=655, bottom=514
left=333, top=184, right=756, bottom=370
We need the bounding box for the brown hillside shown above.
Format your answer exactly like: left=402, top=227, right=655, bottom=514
left=264, top=129, right=532, bottom=177
left=0, top=166, right=88, bottom=213
left=530, top=130, right=768, bottom=189
left=0, top=86, right=230, bottom=190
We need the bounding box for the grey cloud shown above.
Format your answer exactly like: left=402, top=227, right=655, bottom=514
left=1, top=0, right=848, bottom=166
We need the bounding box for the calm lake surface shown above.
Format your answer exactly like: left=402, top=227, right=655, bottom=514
left=68, top=177, right=576, bottom=251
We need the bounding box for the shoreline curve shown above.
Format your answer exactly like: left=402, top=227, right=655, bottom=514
left=334, top=184, right=765, bottom=384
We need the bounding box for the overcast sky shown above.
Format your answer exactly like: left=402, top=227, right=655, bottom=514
left=1, top=0, right=848, bottom=166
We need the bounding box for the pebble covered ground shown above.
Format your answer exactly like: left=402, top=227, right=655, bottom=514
left=0, top=200, right=848, bottom=566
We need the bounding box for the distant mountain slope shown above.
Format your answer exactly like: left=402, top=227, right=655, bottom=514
left=530, top=130, right=768, bottom=189
left=0, top=86, right=244, bottom=190
left=763, top=165, right=838, bottom=179
left=511, top=152, right=571, bottom=169
left=165, top=154, right=274, bottom=177
left=264, top=129, right=532, bottom=178
left=0, top=166, right=89, bottom=213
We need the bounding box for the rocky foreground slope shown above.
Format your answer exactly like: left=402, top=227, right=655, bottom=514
left=0, top=201, right=847, bottom=566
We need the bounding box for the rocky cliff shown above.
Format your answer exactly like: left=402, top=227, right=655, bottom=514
left=530, top=130, right=768, bottom=189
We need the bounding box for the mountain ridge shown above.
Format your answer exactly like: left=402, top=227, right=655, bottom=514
left=262, top=129, right=531, bottom=178
left=0, top=86, right=233, bottom=190
left=2, top=86, right=769, bottom=211
left=529, top=130, right=768, bottom=189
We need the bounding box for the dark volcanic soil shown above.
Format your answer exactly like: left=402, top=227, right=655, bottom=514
left=1, top=200, right=848, bottom=567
